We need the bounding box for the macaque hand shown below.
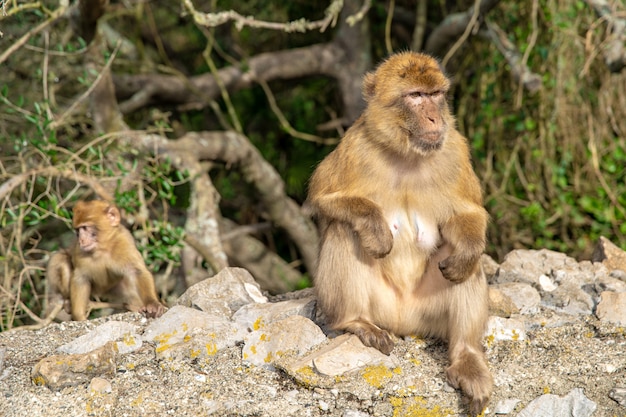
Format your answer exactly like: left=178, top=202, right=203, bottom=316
left=439, top=253, right=480, bottom=283
left=353, top=212, right=394, bottom=258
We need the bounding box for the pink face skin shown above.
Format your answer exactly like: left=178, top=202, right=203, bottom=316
left=77, top=225, right=98, bottom=252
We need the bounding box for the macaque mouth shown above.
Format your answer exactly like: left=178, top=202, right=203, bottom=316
left=409, top=131, right=444, bottom=152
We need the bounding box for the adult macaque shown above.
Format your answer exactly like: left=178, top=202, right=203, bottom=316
left=307, top=52, right=492, bottom=414
left=47, top=200, right=165, bottom=321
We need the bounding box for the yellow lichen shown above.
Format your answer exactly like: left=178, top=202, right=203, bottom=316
left=250, top=345, right=257, bottom=354
left=409, top=358, right=422, bottom=366
left=205, top=343, right=218, bottom=356
left=155, top=343, right=171, bottom=353
left=253, top=317, right=264, bottom=330
left=190, top=348, right=201, bottom=359
left=264, top=352, right=273, bottom=363
left=123, top=333, right=136, bottom=346
left=362, top=365, right=393, bottom=388
left=543, top=386, right=551, bottom=394
left=260, top=333, right=269, bottom=342
left=390, top=396, right=454, bottom=417
left=32, top=376, right=46, bottom=386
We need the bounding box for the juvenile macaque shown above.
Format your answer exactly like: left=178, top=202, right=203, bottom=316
left=47, top=200, right=165, bottom=321
left=307, top=52, right=492, bottom=414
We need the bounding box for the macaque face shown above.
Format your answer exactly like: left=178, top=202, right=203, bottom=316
left=363, top=52, right=452, bottom=155
left=76, top=225, right=98, bottom=252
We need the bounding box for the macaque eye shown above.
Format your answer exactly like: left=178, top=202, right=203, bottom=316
left=408, top=91, right=426, bottom=98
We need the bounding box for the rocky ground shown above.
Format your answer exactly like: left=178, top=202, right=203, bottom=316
left=1, top=242, right=626, bottom=417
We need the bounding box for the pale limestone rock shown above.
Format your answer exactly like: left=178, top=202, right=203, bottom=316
left=596, top=291, right=626, bottom=326
left=176, top=267, right=267, bottom=318
left=31, top=341, right=117, bottom=391
left=57, top=321, right=141, bottom=355
left=242, top=315, right=326, bottom=369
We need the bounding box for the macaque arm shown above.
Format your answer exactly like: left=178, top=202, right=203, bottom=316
left=311, top=193, right=393, bottom=258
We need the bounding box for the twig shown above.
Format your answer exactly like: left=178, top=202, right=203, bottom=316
left=442, top=0, right=481, bottom=67
left=385, top=0, right=395, bottom=55
left=49, top=40, right=123, bottom=130
left=0, top=4, right=67, bottom=65
left=257, top=78, right=339, bottom=145
left=0, top=166, right=114, bottom=202
left=515, top=0, right=539, bottom=107
left=411, top=0, right=427, bottom=51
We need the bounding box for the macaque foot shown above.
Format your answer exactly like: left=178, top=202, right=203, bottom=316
left=139, top=302, right=166, bottom=318
left=346, top=321, right=395, bottom=355
left=439, top=254, right=479, bottom=283
left=446, top=350, right=493, bottom=415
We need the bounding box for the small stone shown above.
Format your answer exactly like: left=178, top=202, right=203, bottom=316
left=486, top=317, right=526, bottom=342
left=609, top=386, right=626, bottom=407
left=596, top=291, right=626, bottom=326
left=493, top=398, right=520, bottom=414
left=539, top=274, right=558, bottom=292
left=89, top=377, right=112, bottom=394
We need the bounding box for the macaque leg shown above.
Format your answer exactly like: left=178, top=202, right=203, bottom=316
left=445, top=272, right=492, bottom=415
left=70, top=278, right=92, bottom=321
left=439, top=210, right=487, bottom=283
left=315, top=222, right=395, bottom=354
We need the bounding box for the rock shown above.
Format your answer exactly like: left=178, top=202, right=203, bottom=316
left=488, top=287, right=519, bottom=318
left=176, top=267, right=267, bottom=317
left=481, top=253, right=500, bottom=280
left=89, top=377, right=112, bottom=394
left=592, top=236, right=626, bottom=273
left=282, top=333, right=398, bottom=379
left=495, top=249, right=578, bottom=286
left=57, top=321, right=141, bottom=355
left=596, top=291, right=626, bottom=326
left=495, top=282, right=541, bottom=314
left=31, top=341, right=117, bottom=391
left=233, top=297, right=316, bottom=331
left=493, top=398, right=521, bottom=414
left=242, top=315, right=326, bottom=369
left=517, top=388, right=596, bottom=417
left=609, top=386, right=626, bottom=407
left=486, top=317, right=526, bottom=343
left=142, top=305, right=245, bottom=361
left=538, top=274, right=558, bottom=292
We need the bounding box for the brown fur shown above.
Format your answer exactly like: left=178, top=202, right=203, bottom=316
left=46, top=200, right=165, bottom=321
left=306, top=52, right=492, bottom=414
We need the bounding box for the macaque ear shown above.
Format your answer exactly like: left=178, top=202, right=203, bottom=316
left=106, top=205, right=121, bottom=227
left=362, top=72, right=376, bottom=101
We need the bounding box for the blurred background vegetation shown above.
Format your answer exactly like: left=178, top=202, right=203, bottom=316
left=0, top=0, right=625, bottom=329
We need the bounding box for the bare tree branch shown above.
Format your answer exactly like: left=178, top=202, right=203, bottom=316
left=114, top=43, right=342, bottom=114
left=584, top=0, right=626, bottom=72
left=183, top=0, right=343, bottom=33
left=221, top=218, right=304, bottom=294
left=424, top=0, right=501, bottom=58
left=138, top=131, right=319, bottom=274
left=482, top=21, right=542, bottom=93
